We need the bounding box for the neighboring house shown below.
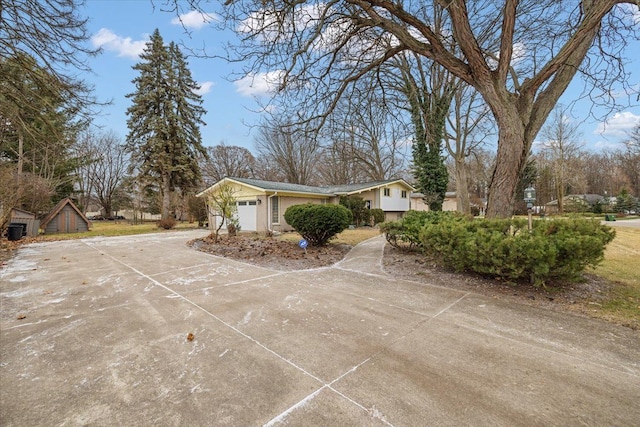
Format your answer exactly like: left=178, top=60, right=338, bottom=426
left=410, top=191, right=458, bottom=212
left=545, top=194, right=604, bottom=213
left=197, top=177, right=415, bottom=233
left=40, top=198, right=91, bottom=234
left=9, top=208, right=39, bottom=237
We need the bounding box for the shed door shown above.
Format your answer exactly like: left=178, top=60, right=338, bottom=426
left=236, top=201, right=257, bottom=231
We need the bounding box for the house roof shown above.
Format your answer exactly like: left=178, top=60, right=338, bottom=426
left=545, top=194, right=604, bottom=206
left=229, top=177, right=332, bottom=196
left=40, top=198, right=91, bottom=228
left=327, top=179, right=415, bottom=195
left=197, top=177, right=415, bottom=198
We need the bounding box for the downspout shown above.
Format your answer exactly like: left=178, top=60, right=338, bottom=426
left=267, top=192, right=278, bottom=232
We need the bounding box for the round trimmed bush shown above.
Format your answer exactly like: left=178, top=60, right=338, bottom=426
left=284, top=203, right=352, bottom=246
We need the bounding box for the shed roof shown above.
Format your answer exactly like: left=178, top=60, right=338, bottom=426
left=10, top=208, right=36, bottom=218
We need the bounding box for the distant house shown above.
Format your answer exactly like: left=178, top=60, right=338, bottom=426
left=410, top=191, right=458, bottom=212
left=197, top=177, right=415, bottom=233
left=40, top=198, right=91, bottom=234
left=545, top=194, right=604, bottom=213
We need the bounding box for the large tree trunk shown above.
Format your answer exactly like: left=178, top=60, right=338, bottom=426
left=485, top=110, right=529, bottom=218
left=161, top=172, right=172, bottom=220
left=454, top=156, right=471, bottom=214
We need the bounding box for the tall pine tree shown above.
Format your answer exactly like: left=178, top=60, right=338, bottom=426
left=125, top=29, right=207, bottom=220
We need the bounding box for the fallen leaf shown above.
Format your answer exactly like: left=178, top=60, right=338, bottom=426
left=16, top=314, right=26, bottom=320
left=187, top=332, right=195, bottom=342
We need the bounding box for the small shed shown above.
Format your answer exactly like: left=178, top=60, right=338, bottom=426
left=40, top=198, right=91, bottom=234
left=10, top=208, right=40, bottom=237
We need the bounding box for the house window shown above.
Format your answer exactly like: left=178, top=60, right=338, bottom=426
left=248, top=201, right=257, bottom=206
left=401, top=190, right=407, bottom=198
left=271, top=196, right=280, bottom=224
left=238, top=201, right=247, bottom=206
left=383, top=188, right=391, bottom=197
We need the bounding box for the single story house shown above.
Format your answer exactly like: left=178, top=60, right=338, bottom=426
left=410, top=191, right=458, bottom=212
left=197, top=177, right=415, bottom=233
left=40, top=198, right=91, bottom=234
left=545, top=194, right=604, bottom=213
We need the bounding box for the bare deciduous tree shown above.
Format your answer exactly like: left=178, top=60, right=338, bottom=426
left=538, top=106, right=585, bottom=214
left=616, top=124, right=640, bottom=197
left=445, top=84, right=494, bottom=213
left=179, top=0, right=639, bottom=217
left=323, top=85, right=409, bottom=182
left=200, top=142, right=255, bottom=185
left=254, top=117, right=320, bottom=185
left=73, top=130, right=129, bottom=217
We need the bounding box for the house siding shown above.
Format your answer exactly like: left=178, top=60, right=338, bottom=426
left=380, top=183, right=410, bottom=212
left=200, top=177, right=416, bottom=233
left=272, top=196, right=329, bottom=232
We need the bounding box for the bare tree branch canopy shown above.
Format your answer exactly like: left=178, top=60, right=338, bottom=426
left=172, top=0, right=638, bottom=216
left=538, top=105, right=586, bottom=214
left=200, top=142, right=256, bottom=185
left=254, top=117, right=321, bottom=185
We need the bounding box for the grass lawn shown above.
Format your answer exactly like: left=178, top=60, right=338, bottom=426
left=36, top=220, right=203, bottom=241
left=587, top=227, right=640, bottom=327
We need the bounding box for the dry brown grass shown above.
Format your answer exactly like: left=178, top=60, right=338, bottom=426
left=276, top=227, right=380, bottom=246
left=587, top=227, right=640, bottom=328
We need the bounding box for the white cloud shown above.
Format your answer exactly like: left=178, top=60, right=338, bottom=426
left=171, top=10, right=219, bottom=29
left=234, top=71, right=284, bottom=97
left=594, top=111, right=640, bottom=138
left=193, top=81, right=214, bottom=96
left=91, top=28, right=148, bottom=59
left=488, top=42, right=527, bottom=70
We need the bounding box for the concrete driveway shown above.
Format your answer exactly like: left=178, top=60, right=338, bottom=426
left=1, top=231, right=639, bottom=426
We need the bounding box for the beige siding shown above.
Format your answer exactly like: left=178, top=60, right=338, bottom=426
left=410, top=197, right=429, bottom=212
left=272, top=196, right=330, bottom=232
left=442, top=197, right=457, bottom=212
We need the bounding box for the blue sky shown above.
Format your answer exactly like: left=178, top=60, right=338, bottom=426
left=81, top=1, right=640, bottom=153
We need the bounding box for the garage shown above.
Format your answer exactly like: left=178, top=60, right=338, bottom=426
left=236, top=201, right=257, bottom=231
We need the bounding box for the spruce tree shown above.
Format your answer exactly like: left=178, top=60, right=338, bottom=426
left=125, top=29, right=207, bottom=220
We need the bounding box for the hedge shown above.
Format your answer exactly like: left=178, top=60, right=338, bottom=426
left=381, top=212, right=615, bottom=286
left=284, top=203, right=352, bottom=246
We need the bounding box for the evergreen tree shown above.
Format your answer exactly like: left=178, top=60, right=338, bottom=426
left=125, top=29, right=207, bottom=220
left=409, top=88, right=451, bottom=212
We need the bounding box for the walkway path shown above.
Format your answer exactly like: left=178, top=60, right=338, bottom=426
left=1, top=231, right=639, bottom=426
left=334, top=235, right=386, bottom=274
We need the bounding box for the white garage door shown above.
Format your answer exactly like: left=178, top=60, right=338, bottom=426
left=236, top=201, right=257, bottom=231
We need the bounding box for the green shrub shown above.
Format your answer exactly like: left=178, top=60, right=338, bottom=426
left=370, top=208, right=385, bottom=225
left=157, top=218, right=176, bottom=229
left=339, top=196, right=370, bottom=226
left=380, top=210, right=463, bottom=249
left=284, top=203, right=352, bottom=246
left=420, top=216, right=615, bottom=285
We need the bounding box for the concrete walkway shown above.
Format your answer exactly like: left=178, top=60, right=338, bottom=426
left=1, top=231, right=639, bottom=426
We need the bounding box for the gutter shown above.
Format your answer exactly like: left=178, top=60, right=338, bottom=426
left=267, top=192, right=278, bottom=232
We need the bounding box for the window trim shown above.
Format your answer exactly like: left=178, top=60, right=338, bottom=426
left=271, top=196, right=280, bottom=225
